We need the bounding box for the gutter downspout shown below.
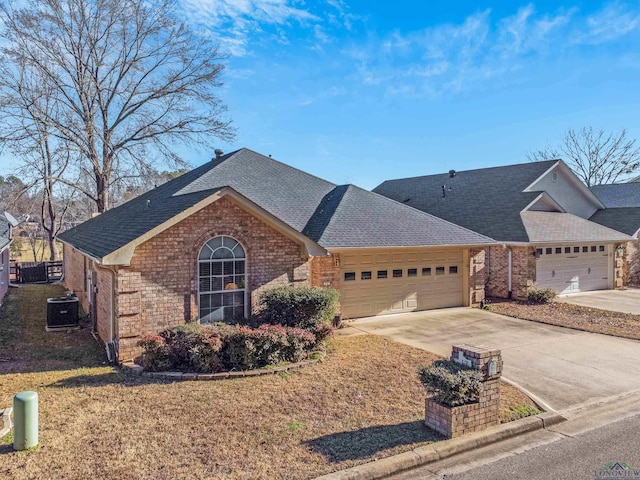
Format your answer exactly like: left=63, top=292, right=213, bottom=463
left=507, top=247, right=513, bottom=299
left=94, top=263, right=118, bottom=363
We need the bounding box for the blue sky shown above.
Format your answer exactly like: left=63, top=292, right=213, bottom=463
left=175, top=0, right=640, bottom=189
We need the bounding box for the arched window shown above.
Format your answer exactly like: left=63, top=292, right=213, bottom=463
left=198, top=236, right=246, bottom=323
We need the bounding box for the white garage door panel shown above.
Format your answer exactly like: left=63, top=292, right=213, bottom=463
left=536, top=244, right=610, bottom=294
left=339, top=249, right=465, bottom=318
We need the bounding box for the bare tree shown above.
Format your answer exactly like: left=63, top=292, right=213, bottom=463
left=0, top=67, right=75, bottom=260
left=527, top=127, right=640, bottom=186
left=0, top=0, right=233, bottom=212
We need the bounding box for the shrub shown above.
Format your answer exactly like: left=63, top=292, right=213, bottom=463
left=309, top=322, right=334, bottom=347
left=527, top=285, right=557, bottom=304
left=284, top=327, right=317, bottom=362
left=138, top=321, right=327, bottom=372
left=158, top=324, right=223, bottom=373
left=417, top=360, right=484, bottom=407
left=137, top=334, right=171, bottom=372
left=253, top=324, right=290, bottom=366
left=136, top=325, right=223, bottom=373
left=259, top=286, right=339, bottom=329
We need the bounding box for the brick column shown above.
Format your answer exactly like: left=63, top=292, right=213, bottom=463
left=424, top=344, right=503, bottom=438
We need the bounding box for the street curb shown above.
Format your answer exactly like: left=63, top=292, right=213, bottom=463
left=313, top=412, right=566, bottom=480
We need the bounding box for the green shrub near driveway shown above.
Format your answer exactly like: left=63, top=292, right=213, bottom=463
left=259, top=286, right=339, bottom=329
left=526, top=285, right=557, bottom=304
left=417, top=360, right=484, bottom=407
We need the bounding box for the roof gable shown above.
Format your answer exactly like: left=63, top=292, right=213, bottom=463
left=524, top=161, right=604, bottom=215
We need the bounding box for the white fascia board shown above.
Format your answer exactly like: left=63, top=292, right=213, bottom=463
left=55, top=237, right=104, bottom=264
left=521, top=192, right=566, bottom=213
left=326, top=242, right=498, bottom=252
left=101, top=187, right=327, bottom=265
left=524, top=160, right=605, bottom=209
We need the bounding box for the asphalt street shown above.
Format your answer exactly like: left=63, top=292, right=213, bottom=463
left=390, top=412, right=640, bottom=480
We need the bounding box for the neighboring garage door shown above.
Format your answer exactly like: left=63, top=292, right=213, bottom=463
left=536, top=244, right=610, bottom=294
left=339, top=249, right=464, bottom=318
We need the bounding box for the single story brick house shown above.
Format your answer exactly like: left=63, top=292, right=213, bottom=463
left=374, top=160, right=633, bottom=299
left=58, top=149, right=493, bottom=362
left=589, top=182, right=640, bottom=285
left=0, top=212, right=14, bottom=304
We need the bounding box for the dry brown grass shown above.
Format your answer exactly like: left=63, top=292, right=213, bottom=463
left=10, top=238, right=63, bottom=262
left=486, top=298, right=640, bottom=340
left=1, top=285, right=538, bottom=480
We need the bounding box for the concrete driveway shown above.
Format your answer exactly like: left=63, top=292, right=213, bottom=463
left=556, top=287, right=640, bottom=315
left=338, top=308, right=640, bottom=412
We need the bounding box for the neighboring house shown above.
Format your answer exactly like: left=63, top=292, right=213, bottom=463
left=589, top=183, right=640, bottom=285
left=0, top=212, right=14, bottom=304
left=58, top=149, right=493, bottom=362
left=374, top=160, right=632, bottom=299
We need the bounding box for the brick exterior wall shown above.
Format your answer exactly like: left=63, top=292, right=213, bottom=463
left=309, top=253, right=342, bottom=314
left=425, top=345, right=502, bottom=438
left=626, top=240, right=640, bottom=286
left=614, top=242, right=627, bottom=288
left=486, top=246, right=535, bottom=300
left=94, top=266, right=114, bottom=345
left=468, top=248, right=486, bottom=305
left=116, top=196, right=310, bottom=361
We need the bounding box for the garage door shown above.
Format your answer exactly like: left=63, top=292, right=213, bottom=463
left=339, top=249, right=464, bottom=318
left=536, top=244, right=610, bottom=294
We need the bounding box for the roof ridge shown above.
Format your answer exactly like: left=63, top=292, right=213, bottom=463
left=377, top=159, right=559, bottom=185
left=238, top=147, right=336, bottom=188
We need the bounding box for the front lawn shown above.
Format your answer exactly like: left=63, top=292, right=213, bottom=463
left=1, top=285, right=537, bottom=480
left=485, top=297, right=640, bottom=340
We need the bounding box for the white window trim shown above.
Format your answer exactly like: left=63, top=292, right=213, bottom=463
left=197, top=235, right=248, bottom=323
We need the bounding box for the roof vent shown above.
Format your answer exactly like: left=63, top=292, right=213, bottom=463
left=441, top=185, right=446, bottom=198
left=449, top=170, right=456, bottom=178
left=214, top=149, right=224, bottom=159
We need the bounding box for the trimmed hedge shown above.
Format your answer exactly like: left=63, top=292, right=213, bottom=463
left=259, top=286, right=339, bottom=329
left=137, top=322, right=329, bottom=372
left=417, top=360, right=484, bottom=407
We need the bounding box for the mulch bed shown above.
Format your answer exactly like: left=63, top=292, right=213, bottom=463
left=485, top=297, right=640, bottom=340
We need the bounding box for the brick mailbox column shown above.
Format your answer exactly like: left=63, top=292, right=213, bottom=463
left=424, top=344, right=503, bottom=438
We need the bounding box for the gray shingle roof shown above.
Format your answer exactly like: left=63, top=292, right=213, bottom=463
left=521, top=212, right=632, bottom=243
left=589, top=208, right=640, bottom=236
left=58, top=148, right=493, bottom=261
left=590, top=183, right=640, bottom=208
left=374, top=160, right=558, bottom=242
left=0, top=213, right=11, bottom=251
left=303, top=185, right=494, bottom=248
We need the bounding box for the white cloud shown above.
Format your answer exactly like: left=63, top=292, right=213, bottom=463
left=351, top=2, right=640, bottom=98
left=583, top=3, right=640, bottom=44
left=179, top=0, right=319, bottom=56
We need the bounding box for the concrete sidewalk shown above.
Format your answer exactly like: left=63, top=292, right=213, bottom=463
left=337, top=307, right=640, bottom=412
